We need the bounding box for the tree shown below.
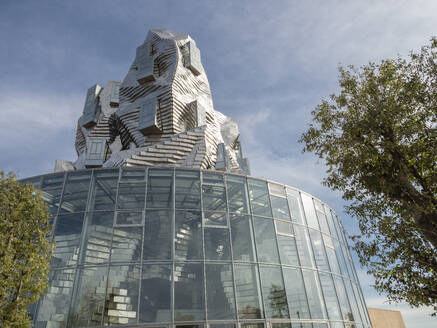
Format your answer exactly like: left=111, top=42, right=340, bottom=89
left=0, top=172, right=54, bottom=327
left=300, top=38, right=437, bottom=313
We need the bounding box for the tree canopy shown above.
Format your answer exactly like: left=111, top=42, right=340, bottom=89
left=300, top=38, right=437, bottom=313
left=0, top=172, right=54, bottom=327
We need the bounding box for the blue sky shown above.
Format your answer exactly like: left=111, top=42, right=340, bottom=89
left=1, top=0, right=436, bottom=326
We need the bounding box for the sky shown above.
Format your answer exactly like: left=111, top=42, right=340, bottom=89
left=1, top=0, right=436, bottom=326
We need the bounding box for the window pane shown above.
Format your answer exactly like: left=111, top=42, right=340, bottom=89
left=117, top=183, right=146, bottom=209
left=326, top=246, right=341, bottom=275
left=146, top=169, right=173, bottom=208
left=36, top=268, right=75, bottom=328
left=111, top=226, right=142, bottom=263
left=301, top=194, right=319, bottom=230
left=333, top=276, right=353, bottom=322
left=294, top=225, right=315, bottom=268
left=41, top=188, right=63, bottom=216
left=282, top=267, right=310, bottom=319
left=277, top=235, right=299, bottom=266
left=352, top=282, right=368, bottom=326
left=174, top=262, right=205, bottom=321
left=324, top=206, right=338, bottom=238
left=204, top=228, right=231, bottom=261
left=309, top=230, right=330, bottom=271
left=202, top=172, right=224, bottom=185
left=52, top=213, right=85, bottom=268
left=81, top=211, right=114, bottom=264
left=175, top=170, right=200, bottom=209
left=271, top=196, right=291, bottom=221
left=121, top=168, right=145, bottom=181
left=302, top=269, right=326, bottom=319
left=259, top=266, right=289, bottom=318
left=144, top=210, right=172, bottom=260
left=268, top=182, right=286, bottom=197
left=204, top=212, right=227, bottom=227
left=202, top=185, right=227, bottom=211
left=139, top=263, right=172, bottom=323
left=234, top=264, right=263, bottom=319
left=276, top=220, right=294, bottom=236
left=88, top=170, right=118, bottom=211
left=314, top=201, right=330, bottom=234
left=226, top=175, right=250, bottom=214
left=104, top=265, right=140, bottom=325
left=230, top=214, right=256, bottom=262
left=175, top=210, right=202, bottom=260
left=319, top=273, right=342, bottom=320
left=59, top=171, right=91, bottom=214
left=206, top=263, right=236, bottom=320
left=253, top=217, right=280, bottom=263
left=41, top=174, right=64, bottom=189
left=115, top=211, right=142, bottom=225
left=248, top=178, right=272, bottom=217
left=344, top=279, right=362, bottom=324
left=70, top=266, right=108, bottom=327
left=334, top=240, right=348, bottom=276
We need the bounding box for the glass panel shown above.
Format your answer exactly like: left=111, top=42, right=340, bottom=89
left=175, top=210, right=203, bottom=260
left=121, top=168, right=146, bottom=181
left=268, top=182, right=286, bottom=197
left=293, top=225, right=314, bottom=268
left=247, top=178, right=272, bottom=217
left=333, top=276, right=353, bottom=322
left=35, top=268, right=75, bottom=328
left=302, top=269, right=326, bottom=319
left=202, top=172, right=224, bottom=185
left=241, top=323, right=264, bottom=328
left=205, top=263, right=236, bottom=319
left=301, top=194, right=319, bottom=230
left=104, top=265, right=140, bottom=325
left=330, top=323, right=345, bottom=328
left=344, top=279, right=362, bottom=324
left=117, top=183, right=146, bottom=209
left=70, top=266, right=108, bottom=327
left=175, top=170, right=200, bottom=209
left=277, top=235, right=299, bottom=266
left=204, top=228, right=231, bottom=261
left=209, top=324, right=236, bottom=328
left=276, top=220, right=294, bottom=236
left=253, top=217, right=280, bottom=263
left=41, top=174, right=64, bottom=189
left=115, top=211, right=142, bottom=225
left=234, top=264, right=263, bottom=319
left=352, top=282, right=368, bottom=326
left=202, top=185, right=227, bottom=211
left=146, top=169, right=173, bottom=208
left=271, top=196, right=291, bottom=221
left=230, top=214, right=256, bottom=262
left=319, top=273, right=342, bottom=320
left=324, top=206, right=338, bottom=238
left=259, top=265, right=289, bottom=318
left=81, top=211, right=114, bottom=264
left=226, top=175, right=250, bottom=214
left=59, top=171, right=91, bottom=214
left=315, top=202, right=330, bottom=234
left=111, top=226, right=142, bottom=263
left=139, top=263, right=172, bottom=323
left=204, top=212, right=227, bottom=227
left=282, top=267, right=310, bottom=319
left=41, top=188, right=63, bottom=216
left=291, top=323, right=313, bottom=328
left=174, top=262, right=205, bottom=321
left=88, top=170, right=118, bottom=211
left=143, top=210, right=172, bottom=260
left=286, top=189, right=305, bottom=224
left=326, top=246, right=341, bottom=275
left=271, top=324, right=291, bottom=328
left=334, top=240, right=348, bottom=276
left=52, top=213, right=85, bottom=268
left=309, top=230, right=330, bottom=271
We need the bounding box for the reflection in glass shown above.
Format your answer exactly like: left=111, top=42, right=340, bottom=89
left=144, top=210, right=172, bottom=260
left=334, top=240, right=348, bottom=276
left=268, top=182, right=286, bottom=197
left=282, top=267, right=310, bottom=319
left=324, top=206, right=338, bottom=238
left=271, top=324, right=291, bottom=328
left=174, top=262, right=205, bottom=321
left=175, top=210, right=202, bottom=260
left=41, top=174, right=64, bottom=189
left=230, top=214, right=256, bottom=262
left=309, top=230, right=330, bottom=271
left=36, top=268, right=75, bottom=328
left=293, top=225, right=314, bottom=268
left=234, top=264, right=263, bottom=319
left=253, top=217, right=280, bottom=263
left=302, top=269, right=326, bottom=319
left=204, top=228, right=231, bottom=261
left=81, top=211, right=114, bottom=264
left=115, top=211, right=142, bottom=225
left=139, top=263, right=171, bottom=323
left=259, top=265, right=289, bottom=318
left=226, top=175, right=250, bottom=214
left=276, top=220, right=294, bottom=236
left=202, top=185, right=227, bottom=211
left=117, top=183, right=146, bottom=209
left=286, top=189, right=305, bottom=224
left=204, top=212, right=227, bottom=227
left=70, top=266, right=108, bottom=327
left=146, top=169, right=173, bottom=208
left=325, top=245, right=341, bottom=275
left=271, top=196, right=291, bottom=221
left=352, top=282, right=368, bottom=326
left=111, top=226, right=142, bottom=263
left=247, top=178, right=272, bottom=217
left=88, top=170, right=118, bottom=211
left=120, top=168, right=145, bottom=181
left=210, top=324, right=236, bottom=328
left=202, top=172, right=224, bottom=185
left=104, top=265, right=140, bottom=325
left=319, top=273, right=342, bottom=320
left=206, top=263, right=236, bottom=320
left=333, top=276, right=353, bottom=322
left=344, top=279, right=362, bottom=324
left=241, top=324, right=264, bottom=328
left=52, top=213, right=85, bottom=268
left=277, top=235, right=299, bottom=266
left=300, top=194, right=319, bottom=230
left=175, top=170, right=201, bottom=209
left=41, top=188, right=63, bottom=216
left=59, top=171, right=91, bottom=214
left=314, top=201, right=330, bottom=234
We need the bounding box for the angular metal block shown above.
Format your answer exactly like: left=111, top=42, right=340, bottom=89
left=238, top=157, right=251, bottom=175
left=215, top=143, right=229, bottom=171
left=85, top=138, right=108, bottom=168
left=183, top=41, right=202, bottom=76
left=80, top=84, right=101, bottom=128
left=138, top=98, right=161, bottom=135
left=109, top=81, right=121, bottom=107
left=54, top=159, right=75, bottom=173
left=189, top=100, right=206, bottom=127
left=135, top=42, right=155, bottom=85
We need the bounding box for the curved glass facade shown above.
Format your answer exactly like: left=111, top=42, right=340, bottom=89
left=22, top=167, right=371, bottom=328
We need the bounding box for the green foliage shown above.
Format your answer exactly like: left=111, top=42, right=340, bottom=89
left=0, top=172, right=54, bottom=327
left=300, top=38, right=437, bottom=313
